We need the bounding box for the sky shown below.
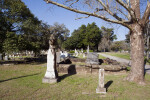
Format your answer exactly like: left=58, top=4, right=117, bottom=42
left=21, top=0, right=129, bottom=41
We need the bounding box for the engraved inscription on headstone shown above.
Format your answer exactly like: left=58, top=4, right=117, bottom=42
left=85, top=53, right=99, bottom=65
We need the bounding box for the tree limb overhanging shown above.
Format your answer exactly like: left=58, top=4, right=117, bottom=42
left=44, top=0, right=132, bottom=29
left=115, top=0, right=135, bottom=20
left=97, top=0, right=123, bottom=21
left=141, top=2, right=150, bottom=26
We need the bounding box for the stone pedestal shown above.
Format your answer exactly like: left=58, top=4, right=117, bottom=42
left=56, top=52, right=60, bottom=63
left=42, top=77, right=57, bottom=83
left=96, top=69, right=106, bottom=94
left=42, top=48, right=57, bottom=84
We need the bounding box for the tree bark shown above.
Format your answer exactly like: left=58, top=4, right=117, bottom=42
left=146, top=36, right=150, bottom=60
left=125, top=23, right=145, bottom=84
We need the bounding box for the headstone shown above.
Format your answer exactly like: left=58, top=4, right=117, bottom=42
left=96, top=69, right=106, bottom=94
left=75, top=49, right=77, bottom=54
left=43, top=34, right=58, bottom=84
left=81, top=48, right=83, bottom=53
left=0, top=54, right=2, bottom=60
left=60, top=51, right=69, bottom=61
left=85, top=53, right=99, bottom=65
left=63, top=51, right=69, bottom=57
left=87, top=45, right=89, bottom=53
left=43, top=48, right=57, bottom=83
left=4, top=55, right=8, bottom=61
left=75, top=49, right=78, bottom=57
left=83, top=53, right=85, bottom=58
left=56, top=52, right=61, bottom=63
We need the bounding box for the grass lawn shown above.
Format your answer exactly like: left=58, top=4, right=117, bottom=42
left=0, top=63, right=150, bottom=100
left=99, top=54, right=106, bottom=59
left=103, top=52, right=150, bottom=65
left=104, top=52, right=130, bottom=60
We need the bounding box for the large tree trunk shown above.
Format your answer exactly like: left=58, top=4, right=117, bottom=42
left=125, top=23, right=145, bottom=84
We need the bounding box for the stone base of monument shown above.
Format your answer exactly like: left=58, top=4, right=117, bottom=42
left=96, top=87, right=106, bottom=94
left=42, top=77, right=57, bottom=84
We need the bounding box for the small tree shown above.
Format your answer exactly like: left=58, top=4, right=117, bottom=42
left=3, top=32, right=18, bottom=55
left=98, top=26, right=117, bottom=52
left=84, top=22, right=102, bottom=51
left=111, top=41, right=129, bottom=52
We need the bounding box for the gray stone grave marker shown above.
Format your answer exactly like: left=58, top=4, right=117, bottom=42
left=87, top=45, right=89, bottom=53
left=85, top=52, right=99, bottom=65
left=96, top=69, right=106, bottom=94
left=56, top=52, right=60, bottom=63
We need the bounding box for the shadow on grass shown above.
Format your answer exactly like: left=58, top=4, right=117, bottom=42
left=58, top=64, right=76, bottom=82
left=0, top=73, right=41, bottom=83
left=145, top=68, right=150, bottom=75
left=105, top=80, right=113, bottom=92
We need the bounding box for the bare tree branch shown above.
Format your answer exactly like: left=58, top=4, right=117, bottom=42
left=75, top=15, right=90, bottom=20
left=141, top=2, right=150, bottom=26
left=44, top=0, right=131, bottom=29
left=116, top=0, right=135, bottom=20
left=117, top=8, right=130, bottom=20
left=69, top=0, right=79, bottom=7
left=97, top=0, right=124, bottom=21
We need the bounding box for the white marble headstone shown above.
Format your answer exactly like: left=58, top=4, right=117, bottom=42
left=43, top=48, right=57, bottom=83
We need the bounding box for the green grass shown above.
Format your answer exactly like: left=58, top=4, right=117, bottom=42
left=99, top=54, right=106, bottom=59
left=105, top=52, right=130, bottom=60
left=104, top=52, right=150, bottom=65
left=0, top=63, right=150, bottom=100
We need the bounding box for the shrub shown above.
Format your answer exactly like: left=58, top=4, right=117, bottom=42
left=69, top=50, right=75, bottom=53
left=89, top=50, right=93, bottom=52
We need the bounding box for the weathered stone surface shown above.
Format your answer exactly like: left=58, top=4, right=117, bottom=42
left=70, top=58, right=85, bottom=63
left=58, top=64, right=126, bottom=74
left=85, top=53, right=99, bottom=65
left=96, top=87, right=106, bottom=94
left=56, top=52, right=60, bottom=63
left=87, top=65, right=124, bottom=71
left=96, top=69, right=106, bottom=94
left=42, top=77, right=57, bottom=84
left=43, top=48, right=57, bottom=83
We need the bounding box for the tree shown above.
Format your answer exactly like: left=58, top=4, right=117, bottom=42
left=44, top=0, right=150, bottom=84
left=84, top=22, right=102, bottom=51
left=98, top=26, right=117, bottom=52
left=145, top=22, right=150, bottom=60
left=63, top=23, right=101, bottom=50
left=111, top=41, right=129, bottom=52
left=125, top=32, right=130, bottom=43
left=3, top=32, right=18, bottom=54
left=0, top=0, right=43, bottom=56
left=63, top=28, right=85, bottom=50
left=49, top=22, right=70, bottom=51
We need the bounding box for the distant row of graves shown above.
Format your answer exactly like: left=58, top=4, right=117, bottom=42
left=0, top=51, right=35, bottom=60
left=0, top=48, right=89, bottom=61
